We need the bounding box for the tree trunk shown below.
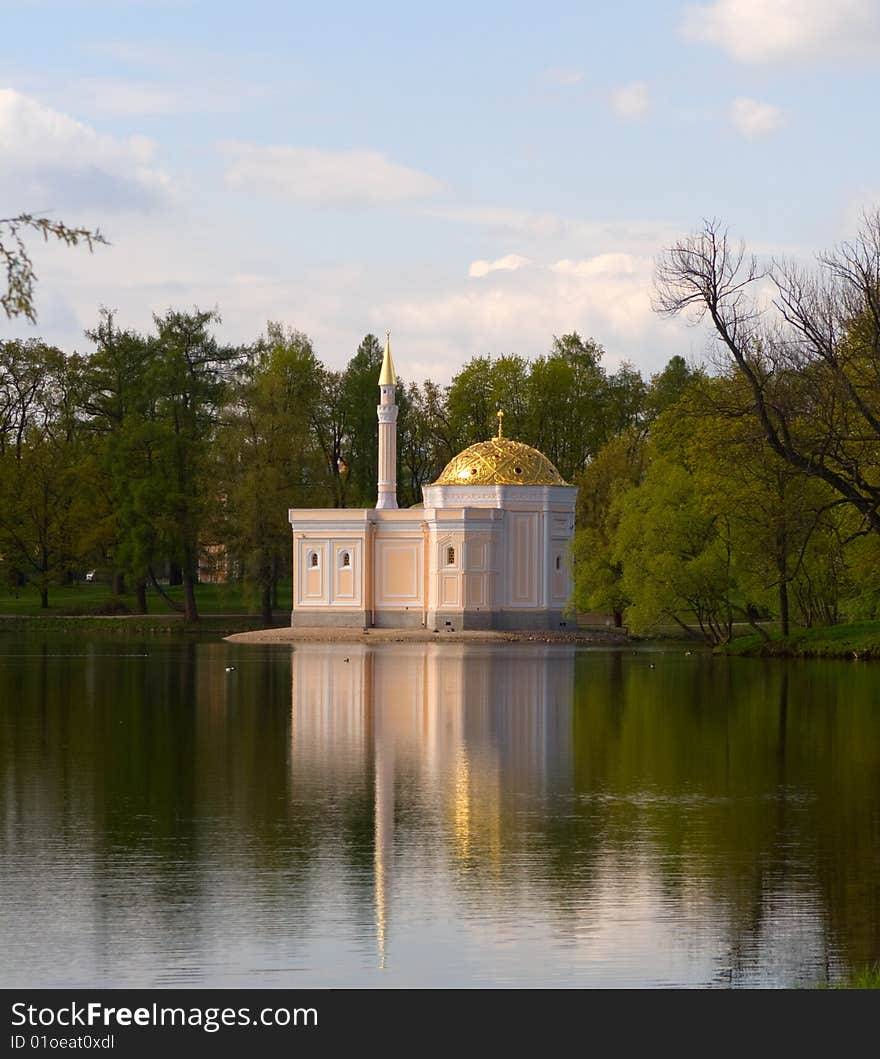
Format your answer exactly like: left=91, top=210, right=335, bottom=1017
left=272, top=552, right=280, bottom=609
left=135, top=579, right=147, bottom=614
left=40, top=546, right=49, bottom=609
left=149, top=567, right=183, bottom=612
left=182, top=545, right=199, bottom=622
left=112, top=570, right=125, bottom=596
left=261, top=584, right=272, bottom=627
left=169, top=562, right=183, bottom=586
left=672, top=615, right=702, bottom=640
left=778, top=579, right=790, bottom=638
left=613, top=609, right=623, bottom=628
left=747, top=617, right=772, bottom=641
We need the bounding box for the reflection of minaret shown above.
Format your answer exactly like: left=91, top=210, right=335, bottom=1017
left=373, top=693, right=393, bottom=970
left=375, top=330, right=398, bottom=509
left=360, top=648, right=392, bottom=969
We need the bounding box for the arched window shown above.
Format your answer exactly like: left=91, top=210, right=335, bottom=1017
left=341, top=551, right=351, bottom=568
left=308, top=551, right=319, bottom=569
left=446, top=546, right=455, bottom=566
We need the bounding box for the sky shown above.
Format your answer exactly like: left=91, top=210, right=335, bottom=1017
left=2, top=0, right=879, bottom=382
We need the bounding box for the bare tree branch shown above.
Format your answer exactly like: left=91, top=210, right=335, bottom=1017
left=654, top=213, right=880, bottom=535
left=0, top=213, right=108, bottom=323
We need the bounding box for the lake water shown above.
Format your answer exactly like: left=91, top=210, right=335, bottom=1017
left=1, top=634, right=878, bottom=988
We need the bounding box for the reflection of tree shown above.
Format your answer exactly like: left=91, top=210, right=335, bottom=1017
left=561, top=657, right=880, bottom=982
left=0, top=639, right=327, bottom=968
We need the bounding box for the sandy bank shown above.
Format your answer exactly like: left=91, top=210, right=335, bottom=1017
left=224, top=626, right=629, bottom=646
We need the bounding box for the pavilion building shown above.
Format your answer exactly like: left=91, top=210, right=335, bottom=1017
left=288, top=334, right=577, bottom=630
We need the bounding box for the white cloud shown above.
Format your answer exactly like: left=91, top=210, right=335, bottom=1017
left=221, top=143, right=443, bottom=206
left=468, top=254, right=531, bottom=278
left=66, top=76, right=271, bottom=118
left=0, top=88, right=169, bottom=212
left=86, top=39, right=182, bottom=70
left=546, top=253, right=656, bottom=336
left=729, top=96, right=785, bottom=138
left=424, top=206, right=566, bottom=241
left=382, top=251, right=665, bottom=378
left=422, top=210, right=685, bottom=259
left=681, top=0, right=880, bottom=63
left=71, top=79, right=181, bottom=117
left=543, top=67, right=586, bottom=85
left=551, top=253, right=645, bottom=278
left=610, top=82, right=650, bottom=120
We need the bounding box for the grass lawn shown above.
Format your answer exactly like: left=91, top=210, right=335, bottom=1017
left=0, top=579, right=292, bottom=620
left=726, top=621, right=880, bottom=659
left=843, top=966, right=880, bottom=988
left=819, top=965, right=880, bottom=989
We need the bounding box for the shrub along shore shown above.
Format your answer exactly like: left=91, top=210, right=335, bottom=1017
left=725, top=621, right=880, bottom=660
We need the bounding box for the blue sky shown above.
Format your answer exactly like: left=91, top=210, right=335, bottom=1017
left=2, top=0, right=879, bottom=380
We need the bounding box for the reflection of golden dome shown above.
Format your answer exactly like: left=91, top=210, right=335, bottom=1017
left=433, top=436, right=569, bottom=486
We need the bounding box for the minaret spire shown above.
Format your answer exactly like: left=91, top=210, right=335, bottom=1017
left=379, top=329, right=397, bottom=386
left=375, top=330, right=398, bottom=509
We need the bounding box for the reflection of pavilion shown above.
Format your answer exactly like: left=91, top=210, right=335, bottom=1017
left=290, top=644, right=575, bottom=967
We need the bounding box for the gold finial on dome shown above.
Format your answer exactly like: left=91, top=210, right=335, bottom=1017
left=378, top=330, right=397, bottom=386
left=496, top=409, right=504, bottom=438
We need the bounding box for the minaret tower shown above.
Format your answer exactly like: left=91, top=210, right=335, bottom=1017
left=376, top=330, right=398, bottom=510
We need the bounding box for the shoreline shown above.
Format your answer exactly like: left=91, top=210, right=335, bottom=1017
left=0, top=613, right=631, bottom=646
left=0, top=614, right=269, bottom=636
left=5, top=611, right=878, bottom=659
left=224, top=626, right=630, bottom=646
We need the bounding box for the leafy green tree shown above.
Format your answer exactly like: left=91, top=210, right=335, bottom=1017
left=613, top=455, right=737, bottom=643
left=216, top=323, right=325, bottom=623
left=571, top=430, right=646, bottom=626
left=652, top=377, right=843, bottom=636
left=841, top=534, right=880, bottom=619
left=529, top=334, right=607, bottom=479
left=147, top=308, right=246, bottom=621
left=80, top=311, right=162, bottom=609
left=339, top=334, right=388, bottom=506
left=646, top=355, right=701, bottom=419
left=0, top=339, right=56, bottom=457
left=447, top=355, right=507, bottom=448
left=310, top=365, right=352, bottom=508
left=397, top=380, right=449, bottom=506
left=0, top=343, right=89, bottom=606
left=597, top=362, right=647, bottom=442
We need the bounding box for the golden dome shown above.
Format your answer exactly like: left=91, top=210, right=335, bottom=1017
left=432, top=436, right=569, bottom=487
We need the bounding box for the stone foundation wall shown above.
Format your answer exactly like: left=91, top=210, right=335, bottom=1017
left=291, top=609, right=369, bottom=629
left=292, top=607, right=573, bottom=631
left=496, top=609, right=571, bottom=631
left=426, top=609, right=572, bottom=631
left=371, top=610, right=427, bottom=629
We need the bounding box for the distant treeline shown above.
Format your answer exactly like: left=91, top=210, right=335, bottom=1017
left=0, top=316, right=681, bottom=621
left=3, top=208, right=880, bottom=641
